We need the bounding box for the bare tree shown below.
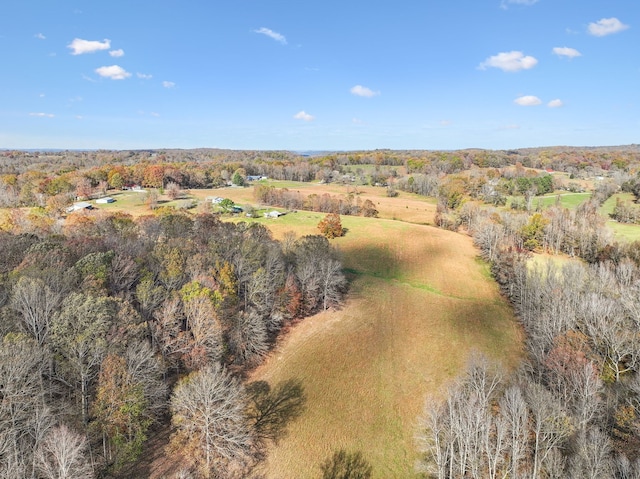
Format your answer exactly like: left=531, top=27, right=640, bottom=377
left=35, top=425, right=94, bottom=479
left=525, top=381, right=573, bottom=479
left=0, top=335, right=53, bottom=478
left=581, top=293, right=638, bottom=382
left=10, top=275, right=60, bottom=346
left=499, top=385, right=529, bottom=479
left=229, top=310, right=269, bottom=366
left=569, top=427, right=613, bottom=479
left=170, top=364, right=253, bottom=478
left=124, top=341, right=168, bottom=418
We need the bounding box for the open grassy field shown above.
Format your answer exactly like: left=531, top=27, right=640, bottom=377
left=533, top=192, right=591, bottom=209
left=506, top=191, right=591, bottom=211
left=191, top=183, right=438, bottom=226
left=249, top=215, right=523, bottom=478
left=599, top=193, right=640, bottom=242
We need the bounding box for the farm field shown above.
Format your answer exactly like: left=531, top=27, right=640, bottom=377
left=87, top=182, right=437, bottom=226
left=247, top=212, right=523, bottom=478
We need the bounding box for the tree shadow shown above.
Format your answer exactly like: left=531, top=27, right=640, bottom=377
left=246, top=378, right=306, bottom=445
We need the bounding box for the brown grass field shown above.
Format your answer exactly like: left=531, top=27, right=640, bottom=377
left=237, top=196, right=523, bottom=478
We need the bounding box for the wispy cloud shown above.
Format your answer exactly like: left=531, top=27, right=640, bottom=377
left=35, top=33, right=46, bottom=40
left=29, top=112, right=55, bottom=118
left=479, top=51, right=538, bottom=72
left=588, top=17, right=629, bottom=37
left=137, top=73, right=152, bottom=80
left=95, top=65, right=131, bottom=80
left=350, top=85, right=380, bottom=98
left=547, top=99, right=564, bottom=108
left=254, top=27, right=287, bottom=45
left=68, top=38, right=111, bottom=55
left=109, top=49, right=124, bottom=57
left=294, top=111, right=314, bottom=121
left=500, top=0, right=538, bottom=9
left=514, top=95, right=542, bottom=106
left=162, top=81, right=176, bottom=88
left=552, top=47, right=581, bottom=59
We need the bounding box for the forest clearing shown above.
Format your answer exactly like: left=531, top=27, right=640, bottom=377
left=248, top=214, right=523, bottom=478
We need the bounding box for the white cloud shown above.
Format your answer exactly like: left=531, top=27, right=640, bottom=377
left=162, top=81, right=176, bottom=88
left=294, top=111, right=314, bottom=121
left=479, top=51, right=538, bottom=72
left=500, top=0, right=538, bottom=9
left=109, top=49, right=124, bottom=57
left=514, top=95, right=542, bottom=106
left=350, top=85, right=380, bottom=98
left=137, top=73, right=153, bottom=79
left=254, top=27, right=287, bottom=45
left=440, top=120, right=452, bottom=126
left=95, top=65, right=131, bottom=80
left=588, top=17, right=629, bottom=37
left=552, top=47, right=581, bottom=59
left=29, top=112, right=54, bottom=118
left=68, top=38, right=111, bottom=55
left=547, top=99, right=564, bottom=108
left=35, top=33, right=46, bottom=40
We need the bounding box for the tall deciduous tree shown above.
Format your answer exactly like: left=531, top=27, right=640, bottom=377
left=93, top=354, right=151, bottom=468
left=10, top=275, right=60, bottom=346
left=51, top=293, right=115, bottom=424
left=35, top=425, right=94, bottom=479
left=170, top=364, right=253, bottom=478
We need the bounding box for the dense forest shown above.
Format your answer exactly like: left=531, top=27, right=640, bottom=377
left=0, top=209, right=346, bottom=478
left=4, top=144, right=640, bottom=477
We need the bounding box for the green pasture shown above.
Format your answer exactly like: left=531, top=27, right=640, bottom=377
left=600, top=193, right=640, bottom=242
left=507, top=191, right=591, bottom=210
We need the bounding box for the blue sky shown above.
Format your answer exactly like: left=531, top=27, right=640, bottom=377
left=1, top=0, right=637, bottom=150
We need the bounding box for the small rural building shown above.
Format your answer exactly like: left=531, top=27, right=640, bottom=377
left=66, top=201, right=93, bottom=213
left=96, top=197, right=115, bottom=204
left=264, top=210, right=284, bottom=218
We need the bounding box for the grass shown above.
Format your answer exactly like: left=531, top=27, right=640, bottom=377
left=250, top=217, right=523, bottom=479
left=533, top=192, right=591, bottom=209
left=600, top=193, right=640, bottom=242
left=507, top=191, right=591, bottom=210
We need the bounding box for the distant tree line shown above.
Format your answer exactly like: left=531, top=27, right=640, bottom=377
left=3, top=145, right=640, bottom=210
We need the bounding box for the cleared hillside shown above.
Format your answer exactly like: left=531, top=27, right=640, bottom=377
left=250, top=214, right=523, bottom=478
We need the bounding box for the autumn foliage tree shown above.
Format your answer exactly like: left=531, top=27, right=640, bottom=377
left=93, top=353, right=152, bottom=469
left=317, top=213, right=344, bottom=239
